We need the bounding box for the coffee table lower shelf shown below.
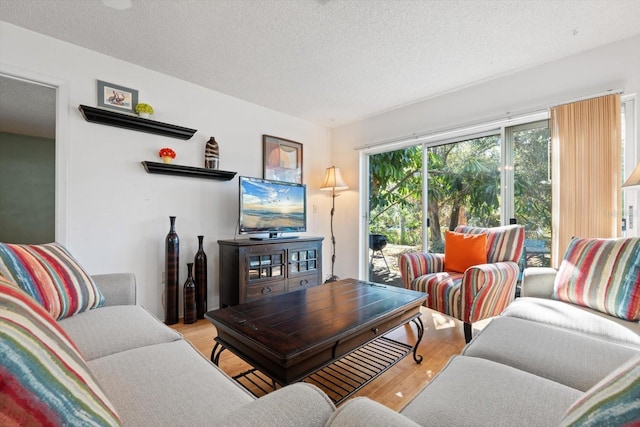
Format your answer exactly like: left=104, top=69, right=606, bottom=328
left=229, top=335, right=413, bottom=405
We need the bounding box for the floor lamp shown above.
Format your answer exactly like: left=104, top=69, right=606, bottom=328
left=623, top=161, right=640, bottom=189
left=321, top=166, right=348, bottom=283
left=623, top=161, right=640, bottom=232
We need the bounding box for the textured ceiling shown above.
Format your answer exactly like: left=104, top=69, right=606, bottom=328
left=2, top=0, right=640, bottom=130
left=0, top=76, right=56, bottom=139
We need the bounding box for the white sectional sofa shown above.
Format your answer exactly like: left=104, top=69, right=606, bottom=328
left=56, top=271, right=640, bottom=426
left=58, top=273, right=336, bottom=426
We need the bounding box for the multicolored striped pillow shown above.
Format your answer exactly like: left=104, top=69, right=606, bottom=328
left=0, top=275, right=121, bottom=426
left=0, top=242, right=104, bottom=320
left=560, top=354, right=640, bottom=426
left=553, top=237, right=640, bottom=321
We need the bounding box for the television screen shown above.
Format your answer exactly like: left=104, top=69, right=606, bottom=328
left=239, top=176, right=307, bottom=236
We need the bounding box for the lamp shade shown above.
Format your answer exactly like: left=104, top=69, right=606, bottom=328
left=320, top=166, right=348, bottom=191
left=623, top=161, right=640, bottom=189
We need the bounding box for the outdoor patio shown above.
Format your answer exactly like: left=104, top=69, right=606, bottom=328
left=368, top=243, right=418, bottom=288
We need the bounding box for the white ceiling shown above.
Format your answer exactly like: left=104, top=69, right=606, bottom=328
left=0, top=76, right=56, bottom=139
left=2, top=0, right=640, bottom=131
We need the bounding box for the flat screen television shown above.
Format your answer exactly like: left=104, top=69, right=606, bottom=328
left=239, top=176, right=307, bottom=239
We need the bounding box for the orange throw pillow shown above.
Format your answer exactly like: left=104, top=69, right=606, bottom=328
left=444, top=231, right=488, bottom=273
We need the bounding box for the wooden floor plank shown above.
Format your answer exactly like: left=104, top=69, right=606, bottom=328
left=171, top=307, right=467, bottom=412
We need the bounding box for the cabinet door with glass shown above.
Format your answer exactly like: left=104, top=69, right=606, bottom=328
left=245, top=249, right=286, bottom=283
left=288, top=243, right=321, bottom=277
left=287, top=242, right=321, bottom=292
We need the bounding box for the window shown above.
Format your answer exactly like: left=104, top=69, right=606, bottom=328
left=365, top=113, right=550, bottom=284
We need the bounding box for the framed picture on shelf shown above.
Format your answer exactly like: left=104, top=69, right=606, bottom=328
left=97, top=80, right=138, bottom=113
left=263, top=135, right=303, bottom=184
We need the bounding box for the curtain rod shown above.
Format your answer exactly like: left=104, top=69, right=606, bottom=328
left=355, top=88, right=625, bottom=151
left=549, top=88, right=625, bottom=108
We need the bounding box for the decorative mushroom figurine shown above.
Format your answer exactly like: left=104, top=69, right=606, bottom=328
left=159, top=147, right=176, bottom=164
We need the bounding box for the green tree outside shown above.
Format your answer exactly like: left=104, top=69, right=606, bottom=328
left=369, top=124, right=550, bottom=259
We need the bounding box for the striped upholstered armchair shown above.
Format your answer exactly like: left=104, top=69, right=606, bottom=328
left=399, top=225, right=525, bottom=343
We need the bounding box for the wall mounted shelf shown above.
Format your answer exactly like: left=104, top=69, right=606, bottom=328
left=142, top=161, right=237, bottom=181
left=78, top=105, right=197, bottom=140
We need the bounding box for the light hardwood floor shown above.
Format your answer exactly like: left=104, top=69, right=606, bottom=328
left=170, top=307, right=468, bottom=412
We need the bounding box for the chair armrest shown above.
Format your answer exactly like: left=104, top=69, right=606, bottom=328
left=217, top=383, right=335, bottom=427
left=461, top=261, right=520, bottom=323
left=92, top=273, right=136, bottom=306
left=399, top=252, right=445, bottom=289
left=521, top=267, right=557, bottom=299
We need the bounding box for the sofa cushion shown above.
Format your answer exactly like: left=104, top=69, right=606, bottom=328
left=217, top=383, right=335, bottom=427
left=400, top=355, right=582, bottom=427
left=327, top=397, right=419, bottom=427
left=560, top=354, right=640, bottom=426
left=0, top=276, right=121, bottom=426
left=58, top=305, right=182, bottom=361
left=501, top=297, right=640, bottom=348
left=444, top=231, right=487, bottom=273
left=0, top=242, right=104, bottom=320
left=463, top=316, right=640, bottom=391
left=87, top=340, right=254, bottom=425
left=553, top=237, right=640, bottom=321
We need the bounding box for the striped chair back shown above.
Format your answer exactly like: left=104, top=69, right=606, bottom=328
left=454, top=225, right=524, bottom=264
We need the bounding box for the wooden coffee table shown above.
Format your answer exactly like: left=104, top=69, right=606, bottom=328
left=205, top=278, right=427, bottom=403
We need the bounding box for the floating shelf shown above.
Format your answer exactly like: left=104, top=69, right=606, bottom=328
left=141, top=161, right=237, bottom=181
left=79, top=105, right=197, bottom=140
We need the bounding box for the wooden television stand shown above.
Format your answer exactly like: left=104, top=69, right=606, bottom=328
left=218, top=236, right=323, bottom=307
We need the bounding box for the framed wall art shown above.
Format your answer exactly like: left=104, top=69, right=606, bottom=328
left=97, top=80, right=138, bottom=113
left=263, top=135, right=303, bottom=184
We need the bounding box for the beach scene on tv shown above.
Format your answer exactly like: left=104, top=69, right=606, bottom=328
left=241, top=179, right=306, bottom=231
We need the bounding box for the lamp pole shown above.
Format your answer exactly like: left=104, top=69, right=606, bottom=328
left=326, top=186, right=338, bottom=283
left=320, top=166, right=348, bottom=284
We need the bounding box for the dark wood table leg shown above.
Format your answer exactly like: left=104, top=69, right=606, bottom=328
left=411, top=316, right=424, bottom=364
left=211, top=341, right=226, bottom=365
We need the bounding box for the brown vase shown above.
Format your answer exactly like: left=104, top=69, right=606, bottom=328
left=194, top=235, right=207, bottom=319
left=204, top=136, right=219, bottom=169
left=183, top=262, right=197, bottom=324
left=165, top=216, right=179, bottom=325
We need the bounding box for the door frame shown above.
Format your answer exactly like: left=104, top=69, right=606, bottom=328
left=0, top=64, right=70, bottom=244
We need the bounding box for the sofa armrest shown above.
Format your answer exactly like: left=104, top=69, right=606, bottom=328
left=521, top=267, right=557, bottom=299
left=216, top=383, right=335, bottom=427
left=399, top=252, right=445, bottom=289
left=326, top=397, right=420, bottom=427
left=92, top=273, right=136, bottom=306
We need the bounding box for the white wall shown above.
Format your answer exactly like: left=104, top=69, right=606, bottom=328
left=0, top=22, right=331, bottom=320
left=332, top=34, right=640, bottom=279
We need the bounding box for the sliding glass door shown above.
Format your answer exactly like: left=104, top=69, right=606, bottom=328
left=509, top=120, right=551, bottom=267
left=426, top=135, right=501, bottom=252
left=368, top=146, right=423, bottom=285
left=365, top=116, right=552, bottom=284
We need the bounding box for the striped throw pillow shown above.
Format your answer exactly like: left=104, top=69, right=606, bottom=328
left=554, top=237, right=640, bottom=321
left=0, top=276, right=121, bottom=426
left=0, top=242, right=104, bottom=320
left=560, top=355, right=640, bottom=426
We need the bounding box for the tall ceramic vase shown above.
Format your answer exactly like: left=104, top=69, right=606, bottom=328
left=165, top=216, right=179, bottom=325
left=204, top=137, right=219, bottom=169
left=194, top=235, right=208, bottom=319
left=183, top=263, right=197, bottom=324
